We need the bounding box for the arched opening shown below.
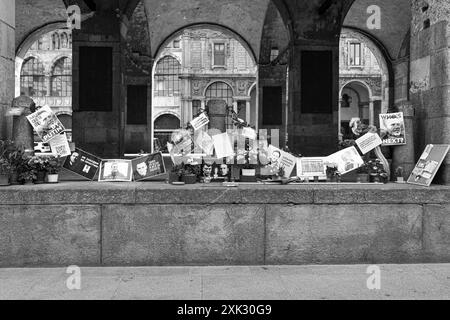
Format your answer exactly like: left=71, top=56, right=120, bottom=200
left=151, top=24, right=258, bottom=152
left=51, top=57, right=72, bottom=97
left=20, top=57, right=46, bottom=97
left=339, top=28, right=389, bottom=140
left=154, top=114, right=181, bottom=153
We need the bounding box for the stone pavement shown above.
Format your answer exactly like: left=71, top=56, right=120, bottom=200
left=0, top=264, right=449, bottom=300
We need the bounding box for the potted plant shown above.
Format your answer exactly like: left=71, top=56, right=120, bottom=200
left=168, top=164, right=183, bottom=184
left=325, top=163, right=340, bottom=182
left=19, top=158, right=37, bottom=185
left=46, top=156, right=62, bottom=183
left=0, top=157, right=11, bottom=186
left=8, top=145, right=25, bottom=185
left=367, top=159, right=389, bottom=183
left=181, top=164, right=199, bottom=185
left=356, top=162, right=370, bottom=183
left=395, top=167, right=405, bottom=183
left=28, top=156, right=47, bottom=184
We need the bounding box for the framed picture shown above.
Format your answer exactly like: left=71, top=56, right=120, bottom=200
left=211, top=163, right=231, bottom=182
left=131, top=152, right=166, bottom=181
left=407, top=144, right=450, bottom=187
left=99, top=160, right=133, bottom=182
left=63, top=148, right=101, bottom=181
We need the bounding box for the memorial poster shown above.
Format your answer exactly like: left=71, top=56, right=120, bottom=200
left=63, top=148, right=101, bottom=180
left=407, top=144, right=450, bottom=187
left=326, top=147, right=364, bottom=175
left=379, top=112, right=406, bottom=146
left=131, top=152, right=166, bottom=181
left=356, top=132, right=383, bottom=155
left=27, top=105, right=65, bottom=143
left=49, top=133, right=71, bottom=157
left=99, top=160, right=133, bottom=182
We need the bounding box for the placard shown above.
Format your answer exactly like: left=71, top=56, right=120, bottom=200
left=49, top=133, right=71, bottom=157
left=63, top=148, right=101, bottom=181
left=26, top=106, right=65, bottom=143
left=99, top=160, right=133, bottom=182
left=379, top=112, right=406, bottom=146
left=190, top=113, right=209, bottom=131
left=297, top=157, right=327, bottom=180
left=407, top=144, right=450, bottom=187
left=131, top=152, right=166, bottom=181
left=264, top=145, right=297, bottom=178
left=326, top=147, right=364, bottom=175
left=356, top=132, right=382, bottom=155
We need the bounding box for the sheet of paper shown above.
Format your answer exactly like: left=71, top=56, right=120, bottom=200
left=26, top=105, right=65, bottom=143
left=190, top=113, right=210, bottom=131
left=49, top=133, right=71, bottom=157
left=355, top=132, right=382, bottom=154
left=195, top=131, right=214, bottom=155
left=212, top=133, right=234, bottom=159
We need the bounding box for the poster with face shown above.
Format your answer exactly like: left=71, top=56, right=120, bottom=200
left=262, top=145, right=296, bottom=178
left=99, top=160, right=133, bottom=182
left=326, top=147, right=364, bottom=175
left=379, top=112, right=406, bottom=146
left=63, top=148, right=101, bottom=180
left=131, top=152, right=166, bottom=181
left=26, top=106, right=65, bottom=143
left=211, top=163, right=230, bottom=182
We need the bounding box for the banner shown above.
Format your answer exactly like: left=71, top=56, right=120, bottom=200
left=379, top=112, right=406, bottom=146
left=131, top=152, right=166, bottom=181
left=408, top=144, right=450, bottom=187
left=27, top=106, right=65, bottom=143
left=63, top=148, right=101, bottom=181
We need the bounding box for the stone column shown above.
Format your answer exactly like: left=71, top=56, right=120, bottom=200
left=0, top=0, right=15, bottom=140
left=410, top=0, right=450, bottom=184
left=392, top=102, right=415, bottom=179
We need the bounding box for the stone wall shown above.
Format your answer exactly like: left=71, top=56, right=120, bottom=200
left=0, top=183, right=449, bottom=267
left=410, top=0, right=450, bottom=184
left=0, top=0, right=15, bottom=139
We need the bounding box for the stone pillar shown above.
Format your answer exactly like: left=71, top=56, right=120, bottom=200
left=11, top=96, right=35, bottom=155
left=288, top=43, right=339, bottom=156
left=410, top=1, right=450, bottom=184
left=0, top=0, right=15, bottom=140
left=392, top=102, right=415, bottom=179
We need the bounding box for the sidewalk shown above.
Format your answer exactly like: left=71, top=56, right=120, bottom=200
left=0, top=264, right=449, bottom=300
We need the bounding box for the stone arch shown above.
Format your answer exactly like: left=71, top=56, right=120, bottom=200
left=203, top=80, right=235, bottom=98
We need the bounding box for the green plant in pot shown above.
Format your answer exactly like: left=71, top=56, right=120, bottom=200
left=356, top=162, right=371, bottom=183
left=0, top=140, right=15, bottom=186
left=28, top=156, right=47, bottom=184
left=168, top=164, right=183, bottom=184
left=181, top=164, right=199, bottom=185
left=325, top=163, right=340, bottom=182
left=46, top=156, right=62, bottom=183
left=19, top=157, right=37, bottom=185
left=8, top=144, right=25, bottom=185
left=367, top=159, right=389, bottom=183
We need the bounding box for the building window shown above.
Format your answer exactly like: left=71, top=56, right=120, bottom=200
left=127, top=85, right=148, bottom=125
left=154, top=56, right=181, bottom=97
left=192, top=100, right=202, bottom=117
left=173, top=40, right=180, bottom=48
left=154, top=114, right=181, bottom=153
left=270, top=47, right=279, bottom=62
left=213, top=43, right=226, bottom=67
left=52, top=33, right=60, bottom=50
left=20, top=58, right=46, bottom=97
left=349, top=42, right=362, bottom=66
left=205, top=82, right=233, bottom=106
left=61, top=32, right=68, bottom=48
left=51, top=57, right=72, bottom=97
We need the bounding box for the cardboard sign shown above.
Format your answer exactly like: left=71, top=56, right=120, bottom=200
left=190, top=113, right=209, bottom=131
left=63, top=148, right=101, bottom=181
left=407, top=144, right=450, bottom=187
left=99, top=160, right=133, bottom=182
left=27, top=106, right=65, bottom=143
left=49, top=133, right=71, bottom=157
left=379, top=112, right=406, bottom=146
left=132, top=152, right=166, bottom=181
left=264, top=145, right=297, bottom=178
left=326, top=147, right=364, bottom=175
left=356, top=132, right=382, bottom=155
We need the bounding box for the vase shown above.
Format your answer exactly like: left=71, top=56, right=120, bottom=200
left=47, top=174, right=59, bottom=183
left=35, top=171, right=46, bottom=184
left=168, top=172, right=180, bottom=184
left=10, top=172, right=20, bottom=185
left=0, top=174, right=10, bottom=186
left=357, top=173, right=369, bottom=183
left=182, top=174, right=197, bottom=185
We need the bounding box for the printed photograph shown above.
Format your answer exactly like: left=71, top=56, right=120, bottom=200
left=131, top=152, right=166, bottom=181
left=99, top=160, right=133, bottom=182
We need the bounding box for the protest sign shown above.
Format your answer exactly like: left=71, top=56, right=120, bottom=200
left=99, top=160, right=133, bottom=182
left=190, top=113, right=209, bottom=131
left=379, top=112, right=406, bottom=146
left=356, top=132, right=382, bottom=154
left=49, top=133, right=71, bottom=157
left=407, top=144, right=450, bottom=187
left=132, top=152, right=166, bottom=181
left=326, top=147, right=364, bottom=175
left=27, top=106, right=65, bottom=143
left=63, top=148, right=101, bottom=180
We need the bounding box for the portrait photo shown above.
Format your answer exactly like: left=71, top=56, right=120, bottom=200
left=63, top=148, right=101, bottom=181
left=99, top=160, right=133, bottom=182
left=131, top=152, right=166, bottom=181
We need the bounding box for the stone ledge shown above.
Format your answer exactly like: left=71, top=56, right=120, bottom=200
left=0, top=182, right=449, bottom=205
